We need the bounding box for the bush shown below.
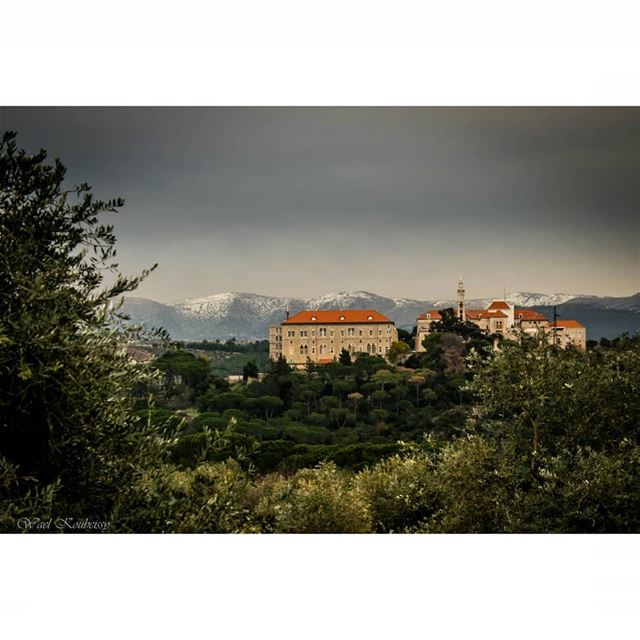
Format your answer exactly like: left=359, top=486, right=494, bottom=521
left=280, top=423, right=332, bottom=445
left=114, top=460, right=257, bottom=532
left=333, top=428, right=360, bottom=446
left=252, top=463, right=372, bottom=533
left=251, top=440, right=297, bottom=474
left=235, top=421, right=283, bottom=441
left=356, top=447, right=438, bottom=532
left=426, top=436, right=516, bottom=533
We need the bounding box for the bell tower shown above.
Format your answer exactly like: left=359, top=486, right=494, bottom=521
left=457, top=275, right=466, bottom=322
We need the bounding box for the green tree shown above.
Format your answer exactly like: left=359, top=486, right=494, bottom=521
left=428, top=307, right=489, bottom=342
left=387, top=340, right=411, bottom=365
left=253, top=395, right=284, bottom=419
left=347, top=391, right=364, bottom=418
left=396, top=327, right=414, bottom=346
left=338, top=348, right=352, bottom=366
left=242, top=359, right=259, bottom=382
left=154, top=350, right=210, bottom=397
left=0, top=131, right=165, bottom=528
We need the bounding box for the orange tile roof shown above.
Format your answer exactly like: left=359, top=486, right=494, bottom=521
left=418, top=310, right=442, bottom=320
left=487, top=300, right=511, bottom=310
left=466, top=309, right=508, bottom=319
left=515, top=309, right=548, bottom=321
left=283, top=309, right=394, bottom=325
left=554, top=319, right=585, bottom=329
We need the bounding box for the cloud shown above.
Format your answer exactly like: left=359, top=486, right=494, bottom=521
left=2, top=107, right=638, bottom=300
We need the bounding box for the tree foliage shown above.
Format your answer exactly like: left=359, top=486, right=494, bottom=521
left=0, top=131, right=166, bottom=528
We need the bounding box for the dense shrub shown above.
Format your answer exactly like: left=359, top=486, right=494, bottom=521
left=356, top=448, right=439, bottom=532
left=114, top=460, right=258, bottom=533
left=235, top=421, right=283, bottom=441
left=280, top=423, right=332, bottom=445
left=252, top=463, right=372, bottom=533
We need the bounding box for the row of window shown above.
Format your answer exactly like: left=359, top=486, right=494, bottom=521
left=290, top=343, right=389, bottom=356
left=285, top=327, right=391, bottom=338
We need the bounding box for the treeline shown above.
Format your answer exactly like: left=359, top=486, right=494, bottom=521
left=181, top=339, right=269, bottom=353
left=117, top=337, right=640, bottom=532
left=148, top=332, right=484, bottom=472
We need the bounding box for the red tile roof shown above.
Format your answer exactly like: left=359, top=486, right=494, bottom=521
left=283, top=310, right=393, bottom=325
left=487, top=300, right=511, bottom=310
left=515, top=309, right=548, bottom=321
left=466, top=309, right=508, bottom=319
left=418, top=310, right=442, bottom=320
left=554, top=320, right=585, bottom=329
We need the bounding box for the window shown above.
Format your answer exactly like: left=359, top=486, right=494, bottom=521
left=300, top=330, right=308, bottom=337
left=369, top=329, right=373, bottom=337
left=339, top=315, right=345, bottom=320
left=367, top=315, right=373, bottom=320
left=311, top=316, right=317, bottom=321
left=287, top=330, right=295, bottom=337
left=319, top=328, right=327, bottom=337
left=347, top=327, right=355, bottom=337
left=359, top=330, right=363, bottom=336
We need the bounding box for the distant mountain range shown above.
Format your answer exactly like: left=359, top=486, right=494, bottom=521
left=121, top=290, right=640, bottom=342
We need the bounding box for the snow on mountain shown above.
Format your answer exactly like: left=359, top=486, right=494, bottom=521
left=506, top=292, right=580, bottom=307
left=431, top=292, right=580, bottom=308
left=172, top=292, right=300, bottom=320
left=306, top=290, right=399, bottom=313
left=121, top=290, right=640, bottom=341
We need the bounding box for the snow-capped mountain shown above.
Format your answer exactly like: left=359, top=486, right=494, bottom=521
left=506, top=292, right=583, bottom=307
left=121, top=290, right=640, bottom=341
left=431, top=292, right=580, bottom=309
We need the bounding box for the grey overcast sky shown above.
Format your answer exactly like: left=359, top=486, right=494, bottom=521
left=1, top=107, right=638, bottom=302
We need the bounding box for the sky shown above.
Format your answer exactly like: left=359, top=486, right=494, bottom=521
left=1, top=107, right=638, bottom=302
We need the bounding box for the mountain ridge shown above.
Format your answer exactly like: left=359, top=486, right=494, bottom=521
left=121, top=290, right=640, bottom=342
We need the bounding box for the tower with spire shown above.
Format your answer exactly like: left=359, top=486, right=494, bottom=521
left=457, top=275, right=466, bottom=322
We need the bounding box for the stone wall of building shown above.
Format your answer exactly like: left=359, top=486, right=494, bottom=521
left=414, top=299, right=586, bottom=351
left=269, top=315, right=398, bottom=365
